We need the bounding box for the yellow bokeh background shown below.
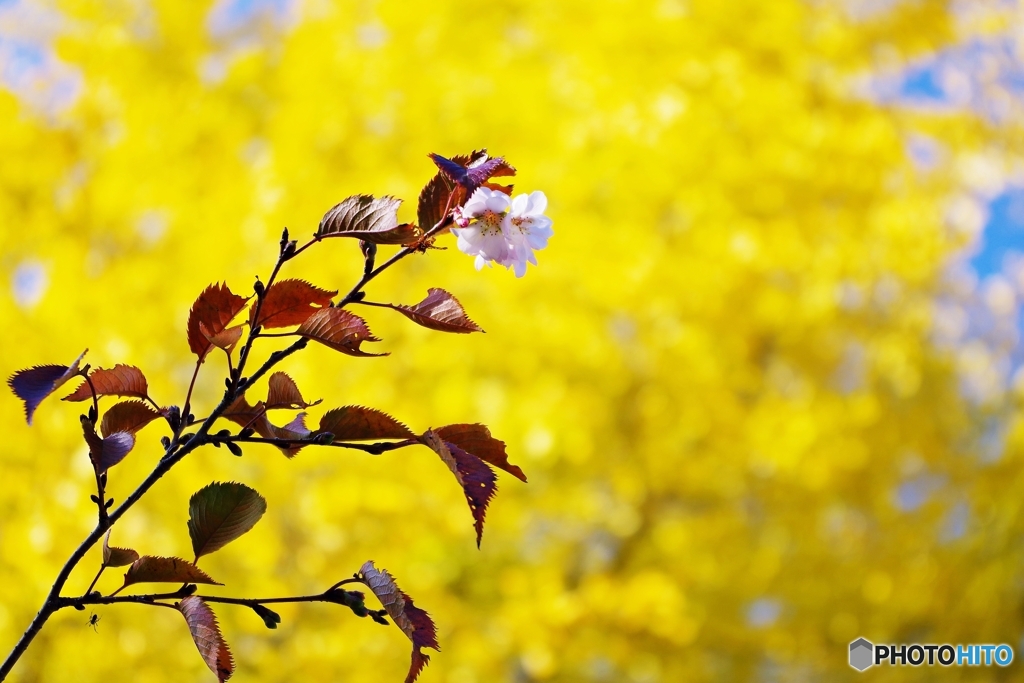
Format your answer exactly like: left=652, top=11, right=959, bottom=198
left=2, top=0, right=1024, bottom=681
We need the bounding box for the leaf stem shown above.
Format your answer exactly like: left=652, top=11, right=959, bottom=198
left=219, top=435, right=417, bottom=455
left=84, top=565, right=106, bottom=596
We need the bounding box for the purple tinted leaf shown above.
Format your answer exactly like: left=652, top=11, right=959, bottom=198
left=7, top=350, right=87, bottom=425
left=428, top=153, right=514, bottom=195
left=99, top=432, right=136, bottom=473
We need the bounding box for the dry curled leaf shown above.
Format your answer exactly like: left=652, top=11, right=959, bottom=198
left=188, top=482, right=268, bottom=560
left=250, top=279, right=337, bottom=329
left=102, top=530, right=139, bottom=568
left=200, top=322, right=244, bottom=354
left=63, top=364, right=148, bottom=402
left=178, top=596, right=234, bottom=682
left=121, top=556, right=221, bottom=588
left=8, top=349, right=87, bottom=425
left=296, top=308, right=387, bottom=357
left=265, top=372, right=321, bottom=410
left=100, top=400, right=160, bottom=438
left=436, top=423, right=526, bottom=482
left=317, top=406, right=414, bottom=441
left=360, top=561, right=439, bottom=683
left=391, top=288, right=483, bottom=334
left=421, top=430, right=498, bottom=547
left=317, top=195, right=421, bottom=245
left=187, top=283, right=249, bottom=360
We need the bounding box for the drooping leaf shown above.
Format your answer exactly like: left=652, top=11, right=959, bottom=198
left=360, top=561, right=440, bottom=683
left=265, top=372, right=321, bottom=410
left=121, top=556, right=221, bottom=588
left=391, top=288, right=483, bottom=334
left=317, top=406, right=414, bottom=441
left=178, top=596, right=234, bottom=682
left=296, top=308, right=387, bottom=357
left=200, top=322, right=244, bottom=354
left=429, top=151, right=515, bottom=196
left=82, top=416, right=136, bottom=474
left=421, top=430, right=498, bottom=547
left=249, top=279, right=337, bottom=329
left=100, top=400, right=160, bottom=437
left=222, top=396, right=309, bottom=457
left=222, top=395, right=270, bottom=433
left=436, top=424, right=526, bottom=482
left=63, top=364, right=148, bottom=402
left=188, top=482, right=268, bottom=560
left=187, top=283, right=249, bottom=360
left=102, top=530, right=140, bottom=568
left=317, top=195, right=421, bottom=245
left=8, top=349, right=87, bottom=425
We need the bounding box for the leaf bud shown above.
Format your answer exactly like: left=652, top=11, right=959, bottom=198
left=181, top=584, right=198, bottom=596
left=217, top=429, right=232, bottom=437
left=90, top=494, right=99, bottom=504
left=253, top=277, right=265, bottom=297
left=239, top=427, right=255, bottom=439
left=226, top=442, right=243, bottom=457
left=88, top=405, right=98, bottom=423
left=186, top=413, right=195, bottom=426
left=314, top=431, right=335, bottom=445
left=105, top=498, right=114, bottom=509
left=165, top=406, right=181, bottom=432
left=370, top=611, right=389, bottom=626
left=73, top=604, right=85, bottom=611
left=160, top=436, right=171, bottom=449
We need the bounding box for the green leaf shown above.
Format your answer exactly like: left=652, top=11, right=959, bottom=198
left=188, top=482, right=268, bottom=560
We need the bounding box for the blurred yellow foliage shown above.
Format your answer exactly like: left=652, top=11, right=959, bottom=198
left=2, top=0, right=1024, bottom=681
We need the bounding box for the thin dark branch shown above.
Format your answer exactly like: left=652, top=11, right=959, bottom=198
left=219, top=435, right=417, bottom=455
left=84, top=565, right=105, bottom=597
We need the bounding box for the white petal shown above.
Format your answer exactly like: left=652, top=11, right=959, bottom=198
left=474, top=254, right=490, bottom=270
left=525, top=191, right=548, bottom=216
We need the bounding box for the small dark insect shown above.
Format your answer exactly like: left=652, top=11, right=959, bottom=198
left=87, top=613, right=100, bottom=632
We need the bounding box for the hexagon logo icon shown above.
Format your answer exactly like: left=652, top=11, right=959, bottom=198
left=849, top=638, right=874, bottom=671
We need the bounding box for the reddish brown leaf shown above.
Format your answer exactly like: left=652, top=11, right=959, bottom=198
left=265, top=372, right=321, bottom=410
left=63, top=364, right=148, bottom=402
left=249, top=279, right=337, bottom=329
left=436, top=424, right=526, bottom=482
left=296, top=308, right=387, bottom=357
left=200, top=322, right=244, bottom=354
left=8, top=349, right=87, bottom=424
left=268, top=413, right=310, bottom=458
left=121, top=556, right=221, bottom=588
left=317, top=195, right=421, bottom=245
left=187, top=283, right=249, bottom=360
left=317, top=406, right=414, bottom=441
left=100, top=400, right=160, bottom=438
left=417, top=170, right=465, bottom=234
left=421, top=430, right=498, bottom=547
left=178, top=596, right=234, bottom=682
left=392, top=288, right=483, bottom=334
left=360, top=561, right=440, bottom=683
left=102, top=530, right=140, bottom=568
left=82, top=416, right=136, bottom=473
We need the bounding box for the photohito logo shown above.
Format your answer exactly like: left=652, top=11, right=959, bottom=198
left=849, top=638, right=1014, bottom=671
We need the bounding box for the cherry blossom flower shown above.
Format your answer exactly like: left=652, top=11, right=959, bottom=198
left=500, top=191, right=553, bottom=278
left=451, top=187, right=511, bottom=270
